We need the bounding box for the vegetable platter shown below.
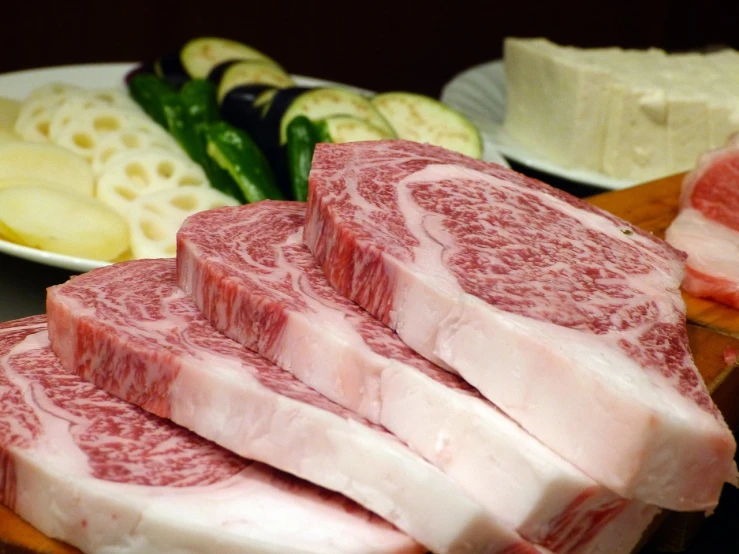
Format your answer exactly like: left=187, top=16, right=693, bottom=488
left=0, top=37, right=488, bottom=270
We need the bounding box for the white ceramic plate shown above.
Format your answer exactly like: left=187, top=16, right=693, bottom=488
left=441, top=60, right=643, bottom=190
left=0, top=63, right=506, bottom=274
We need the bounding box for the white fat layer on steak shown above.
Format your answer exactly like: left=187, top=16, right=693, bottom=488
left=377, top=164, right=732, bottom=508
left=0, top=319, right=422, bottom=554
left=305, top=140, right=736, bottom=512
left=48, top=261, right=536, bottom=554
left=664, top=138, right=739, bottom=304
left=177, top=201, right=656, bottom=553
left=386, top=165, right=689, bottom=409
left=666, top=208, right=739, bottom=282
left=13, top=453, right=414, bottom=554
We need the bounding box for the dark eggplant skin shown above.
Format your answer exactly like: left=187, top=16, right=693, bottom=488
left=220, top=84, right=275, bottom=139
left=154, top=50, right=190, bottom=90
left=260, top=87, right=314, bottom=147
left=255, top=86, right=315, bottom=198
left=207, top=60, right=240, bottom=86
left=220, top=84, right=286, bottom=196
left=221, top=85, right=318, bottom=199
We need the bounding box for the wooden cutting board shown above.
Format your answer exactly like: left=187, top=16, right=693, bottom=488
left=3, top=172, right=739, bottom=554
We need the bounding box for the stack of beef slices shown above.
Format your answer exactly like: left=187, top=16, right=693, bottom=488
left=3, top=139, right=734, bottom=553
left=665, top=135, right=739, bottom=310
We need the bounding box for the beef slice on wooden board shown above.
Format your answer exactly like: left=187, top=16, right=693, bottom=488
left=46, top=261, right=543, bottom=554
left=665, top=136, right=739, bottom=309
left=585, top=175, right=739, bottom=345
left=176, top=199, right=659, bottom=554
left=302, top=139, right=737, bottom=512
left=0, top=316, right=420, bottom=554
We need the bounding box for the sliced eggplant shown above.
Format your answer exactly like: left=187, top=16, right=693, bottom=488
left=276, top=87, right=395, bottom=145
left=181, top=37, right=279, bottom=79
left=154, top=51, right=191, bottom=90
left=221, top=84, right=276, bottom=142
left=255, top=88, right=279, bottom=117
left=315, top=115, right=394, bottom=144
left=217, top=60, right=295, bottom=103
left=260, top=86, right=315, bottom=148
left=371, top=92, right=483, bottom=159
left=206, top=60, right=239, bottom=85
left=259, top=87, right=393, bottom=197
left=258, top=87, right=315, bottom=199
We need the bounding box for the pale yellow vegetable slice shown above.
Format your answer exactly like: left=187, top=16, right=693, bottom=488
left=0, top=129, right=18, bottom=144
left=51, top=105, right=154, bottom=161
left=127, top=187, right=239, bottom=259
left=0, top=176, right=77, bottom=192
left=48, top=94, right=143, bottom=142
left=85, top=88, right=140, bottom=111
left=217, top=60, right=295, bottom=103
left=96, top=147, right=208, bottom=215
left=91, top=126, right=183, bottom=176
left=0, top=97, right=20, bottom=130
left=0, top=141, right=94, bottom=196
left=26, top=82, right=85, bottom=102
left=0, top=185, right=129, bottom=261
left=14, top=93, right=68, bottom=142
left=14, top=83, right=85, bottom=142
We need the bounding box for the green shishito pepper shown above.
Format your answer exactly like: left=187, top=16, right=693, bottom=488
left=128, top=74, right=206, bottom=166
left=179, top=80, right=245, bottom=202
left=128, top=75, right=244, bottom=203
left=286, top=116, right=319, bottom=202
left=127, top=74, right=173, bottom=129
left=205, top=121, right=283, bottom=203
left=179, top=79, right=220, bottom=128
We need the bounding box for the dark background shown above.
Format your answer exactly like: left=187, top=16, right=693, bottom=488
left=2, top=0, right=738, bottom=98
left=2, top=1, right=739, bottom=552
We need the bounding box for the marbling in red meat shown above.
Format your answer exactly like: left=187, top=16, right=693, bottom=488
left=666, top=136, right=739, bottom=309
left=47, top=260, right=539, bottom=554
left=177, top=199, right=658, bottom=554
left=304, top=139, right=736, bottom=512
left=0, top=315, right=420, bottom=554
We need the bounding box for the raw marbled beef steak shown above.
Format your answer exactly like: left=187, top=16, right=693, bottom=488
left=177, top=199, right=658, bottom=554
left=47, top=261, right=540, bottom=554
left=0, top=316, right=420, bottom=554
left=303, top=139, right=736, bottom=512
left=666, top=136, right=739, bottom=309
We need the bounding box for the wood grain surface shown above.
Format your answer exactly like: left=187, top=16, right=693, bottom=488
left=2, top=172, right=739, bottom=553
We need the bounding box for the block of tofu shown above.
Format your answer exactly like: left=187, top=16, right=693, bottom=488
left=577, top=46, right=671, bottom=180
left=503, top=38, right=739, bottom=181
left=503, top=38, right=611, bottom=172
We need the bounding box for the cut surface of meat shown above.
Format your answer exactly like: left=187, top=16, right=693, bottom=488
left=46, top=261, right=541, bottom=554
left=303, top=139, right=737, bottom=512
left=0, top=315, right=421, bottom=554
left=666, top=137, right=739, bottom=309
left=177, top=199, right=659, bottom=554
